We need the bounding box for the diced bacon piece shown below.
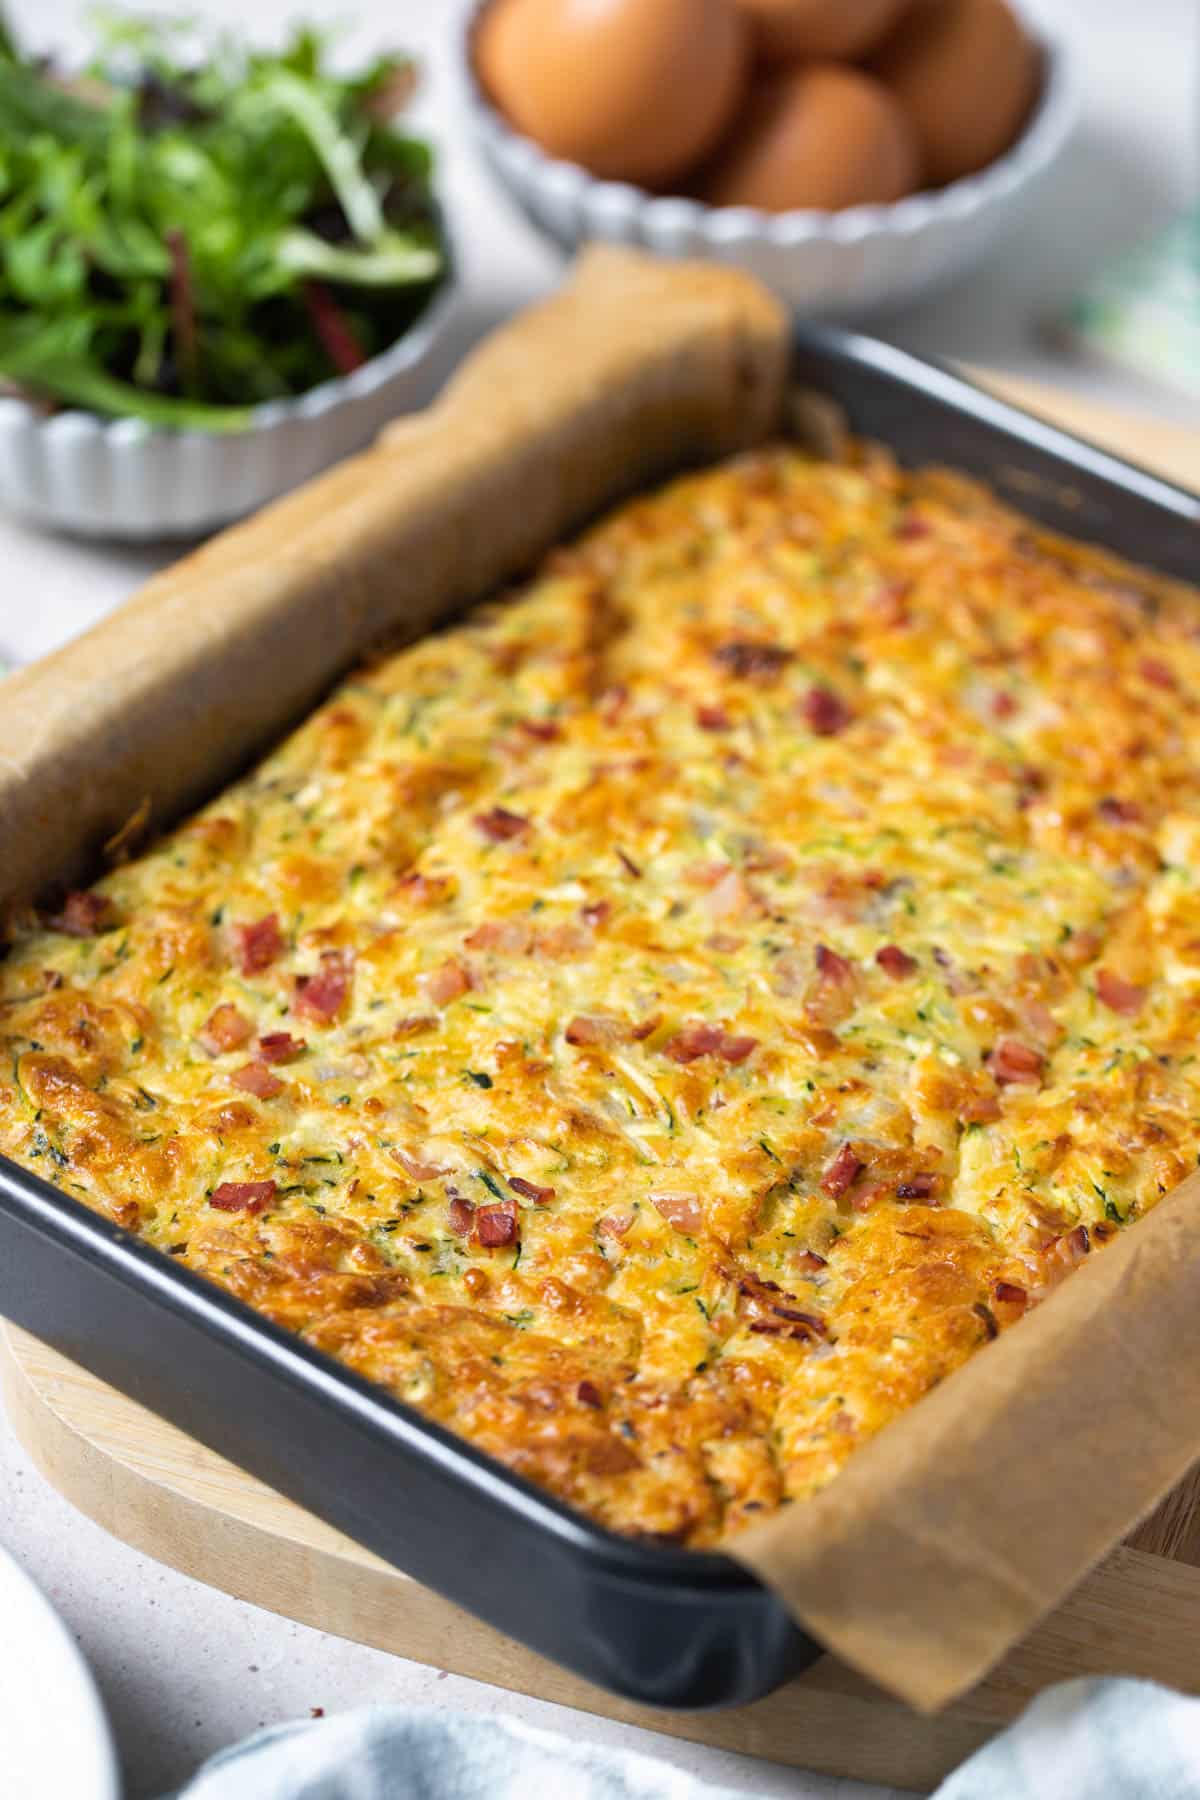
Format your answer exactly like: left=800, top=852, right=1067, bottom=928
left=990, top=1038, right=1044, bottom=1086
left=651, top=1193, right=703, bottom=1234
left=801, top=686, right=852, bottom=736
left=476, top=1199, right=519, bottom=1248
left=537, top=922, right=587, bottom=957
left=991, top=691, right=1017, bottom=720
left=465, top=920, right=533, bottom=954
left=464, top=921, right=504, bottom=952
left=1040, top=1224, right=1090, bottom=1285
left=474, top=806, right=530, bottom=842
left=805, top=943, right=860, bottom=1026
left=961, top=1090, right=1002, bottom=1124
left=519, top=717, right=561, bottom=742
left=448, top=1196, right=475, bottom=1236
left=850, top=1182, right=891, bottom=1215
left=662, top=1022, right=722, bottom=1063
left=821, top=1143, right=864, bottom=1199
left=792, top=1250, right=828, bottom=1274
left=749, top=1311, right=827, bottom=1341
left=508, top=1175, right=556, bottom=1205
left=738, top=1270, right=789, bottom=1309
left=565, top=1013, right=624, bottom=1047
left=993, top=1279, right=1028, bottom=1310
left=696, top=703, right=731, bottom=731
left=395, top=871, right=453, bottom=906
left=876, top=944, right=917, bottom=979
left=198, top=1003, right=253, bottom=1056
left=1098, top=796, right=1142, bottom=825
left=424, top=958, right=472, bottom=1007
left=576, top=1380, right=604, bottom=1408
left=1140, top=656, right=1176, bottom=690
left=1096, top=969, right=1146, bottom=1016
left=667, top=1022, right=730, bottom=1061
left=47, top=889, right=115, bottom=937
left=703, top=867, right=754, bottom=921
left=1059, top=927, right=1103, bottom=970
left=293, top=951, right=352, bottom=1023
left=231, top=1062, right=284, bottom=1100
left=1015, top=997, right=1061, bottom=1051
left=210, top=1179, right=276, bottom=1215
left=768, top=1303, right=828, bottom=1336
left=895, top=514, right=930, bottom=540
left=630, top=1014, right=661, bottom=1041
left=580, top=900, right=611, bottom=929
left=598, top=1212, right=634, bottom=1239
left=895, top=1172, right=938, bottom=1200
left=809, top=866, right=883, bottom=925
left=814, top=944, right=854, bottom=984
left=662, top=1022, right=758, bottom=1065
left=258, top=1032, right=306, bottom=1064
left=398, top=1149, right=450, bottom=1182
left=712, top=639, right=792, bottom=681
left=234, top=914, right=283, bottom=975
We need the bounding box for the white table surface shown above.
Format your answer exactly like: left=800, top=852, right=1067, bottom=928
left=0, top=2, right=1194, bottom=1795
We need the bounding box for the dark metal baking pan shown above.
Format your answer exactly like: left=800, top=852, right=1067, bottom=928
left=791, top=323, right=1200, bottom=579
left=1, top=324, right=1196, bottom=1711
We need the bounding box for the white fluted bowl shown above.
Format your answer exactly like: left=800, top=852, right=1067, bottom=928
left=0, top=279, right=457, bottom=541
left=465, top=14, right=1075, bottom=320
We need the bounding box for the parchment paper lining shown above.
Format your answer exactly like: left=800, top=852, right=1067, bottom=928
left=732, top=1177, right=1200, bottom=1709
left=2, top=246, right=1198, bottom=1714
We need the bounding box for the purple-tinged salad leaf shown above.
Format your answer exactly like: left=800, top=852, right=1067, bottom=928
left=0, top=14, right=444, bottom=428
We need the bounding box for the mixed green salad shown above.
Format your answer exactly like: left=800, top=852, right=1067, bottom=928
left=0, top=12, right=446, bottom=430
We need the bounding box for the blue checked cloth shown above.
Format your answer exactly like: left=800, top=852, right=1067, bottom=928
left=166, top=1681, right=1200, bottom=1799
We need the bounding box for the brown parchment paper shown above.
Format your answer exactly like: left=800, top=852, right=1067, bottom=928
left=731, top=1174, right=1200, bottom=1710
left=3, top=245, right=1200, bottom=1716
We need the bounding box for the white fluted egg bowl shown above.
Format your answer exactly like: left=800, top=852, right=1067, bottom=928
left=464, top=12, right=1075, bottom=320
left=0, top=278, right=457, bottom=541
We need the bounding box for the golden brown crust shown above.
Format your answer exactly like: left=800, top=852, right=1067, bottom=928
left=4, top=441, right=1200, bottom=1549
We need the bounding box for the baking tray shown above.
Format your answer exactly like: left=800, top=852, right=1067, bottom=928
left=1, top=325, right=1197, bottom=1713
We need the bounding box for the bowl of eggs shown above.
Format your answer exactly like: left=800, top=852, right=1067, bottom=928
left=465, top=0, right=1075, bottom=316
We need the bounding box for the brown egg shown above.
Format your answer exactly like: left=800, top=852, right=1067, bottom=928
left=735, top=0, right=909, bottom=62
left=699, top=64, right=919, bottom=213
left=473, top=0, right=749, bottom=189
left=870, top=0, right=1041, bottom=187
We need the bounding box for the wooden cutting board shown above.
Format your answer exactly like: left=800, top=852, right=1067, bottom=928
left=6, top=1323, right=1200, bottom=1793
left=967, top=370, right=1199, bottom=489
left=3, top=375, right=1199, bottom=1793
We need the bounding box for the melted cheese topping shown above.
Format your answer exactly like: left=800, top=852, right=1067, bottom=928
left=3, top=443, right=1200, bottom=1547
